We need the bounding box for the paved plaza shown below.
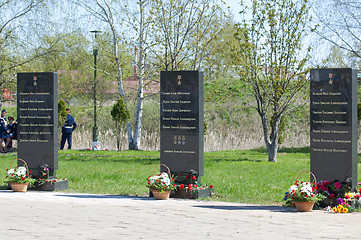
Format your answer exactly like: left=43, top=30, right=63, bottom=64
left=0, top=190, right=360, bottom=239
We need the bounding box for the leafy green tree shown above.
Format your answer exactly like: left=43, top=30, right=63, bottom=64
left=111, top=98, right=130, bottom=151
left=31, top=32, right=94, bottom=104
left=232, top=0, right=312, bottom=162
left=58, top=99, right=68, bottom=127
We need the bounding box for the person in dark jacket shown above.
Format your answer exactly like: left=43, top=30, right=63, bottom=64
left=0, top=109, right=10, bottom=153
left=60, top=108, right=77, bottom=150
left=7, top=116, right=17, bottom=148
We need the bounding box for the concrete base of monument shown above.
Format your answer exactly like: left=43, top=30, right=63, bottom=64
left=149, top=188, right=213, bottom=199
left=171, top=188, right=214, bottom=199
left=30, top=179, right=69, bottom=191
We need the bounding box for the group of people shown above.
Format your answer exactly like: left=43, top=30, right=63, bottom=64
left=0, top=107, right=76, bottom=152
left=0, top=109, right=17, bottom=153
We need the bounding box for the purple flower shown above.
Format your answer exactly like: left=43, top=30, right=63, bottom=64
left=337, top=198, right=344, bottom=205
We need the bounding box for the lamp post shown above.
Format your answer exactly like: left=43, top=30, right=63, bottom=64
left=90, top=30, right=101, bottom=143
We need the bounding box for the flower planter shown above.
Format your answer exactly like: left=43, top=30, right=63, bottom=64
left=152, top=190, right=171, bottom=200
left=295, top=201, right=315, bottom=212
left=10, top=182, right=29, bottom=192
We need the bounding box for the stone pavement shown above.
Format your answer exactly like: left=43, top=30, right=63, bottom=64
left=0, top=190, right=360, bottom=240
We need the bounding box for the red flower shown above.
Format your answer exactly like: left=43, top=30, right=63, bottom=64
left=292, top=196, right=295, bottom=199
left=193, top=184, right=198, bottom=188
left=173, top=184, right=175, bottom=186
left=186, top=175, right=190, bottom=179
left=21, top=177, right=25, bottom=181
left=192, top=176, right=197, bottom=180
left=6, top=168, right=8, bottom=171
left=334, top=182, right=341, bottom=189
left=209, top=185, right=213, bottom=189
left=323, top=180, right=331, bottom=185
left=188, top=184, right=193, bottom=190
left=179, top=184, right=185, bottom=190
left=29, top=170, right=32, bottom=173
left=301, top=192, right=304, bottom=195
left=26, top=174, right=29, bottom=177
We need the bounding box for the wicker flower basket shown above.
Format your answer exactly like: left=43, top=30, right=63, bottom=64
left=152, top=189, right=171, bottom=200
left=149, top=164, right=172, bottom=200
left=294, top=170, right=317, bottom=212
left=8, top=158, right=31, bottom=192
left=294, top=201, right=315, bottom=212
left=10, top=182, right=29, bottom=192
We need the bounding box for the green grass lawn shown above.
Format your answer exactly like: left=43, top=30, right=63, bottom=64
left=1, top=147, right=360, bottom=206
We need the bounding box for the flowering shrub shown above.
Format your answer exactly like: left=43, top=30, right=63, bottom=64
left=284, top=180, right=325, bottom=206
left=316, top=180, right=352, bottom=200
left=147, top=172, right=176, bottom=192
left=5, top=166, right=35, bottom=185
left=330, top=198, right=351, bottom=213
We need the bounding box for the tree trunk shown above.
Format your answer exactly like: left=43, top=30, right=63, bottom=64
left=133, top=79, right=143, bottom=150
left=132, top=0, right=145, bottom=151
left=116, top=122, right=120, bottom=151
left=260, top=112, right=281, bottom=163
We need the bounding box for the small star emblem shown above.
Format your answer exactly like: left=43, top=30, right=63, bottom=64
left=329, top=79, right=333, bottom=85
left=177, top=75, right=182, bottom=85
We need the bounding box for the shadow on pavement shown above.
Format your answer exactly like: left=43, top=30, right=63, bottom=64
left=55, top=194, right=154, bottom=201
left=193, top=205, right=296, bottom=213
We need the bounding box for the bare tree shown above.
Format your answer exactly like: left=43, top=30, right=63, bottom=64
left=312, top=0, right=361, bottom=60
left=0, top=0, right=53, bottom=106
left=146, top=0, right=227, bottom=71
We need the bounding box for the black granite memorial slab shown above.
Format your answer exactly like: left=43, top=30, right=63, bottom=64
left=17, top=72, right=59, bottom=179
left=310, top=68, right=357, bottom=187
left=160, top=71, right=204, bottom=177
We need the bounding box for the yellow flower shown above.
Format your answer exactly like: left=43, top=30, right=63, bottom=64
left=338, top=207, right=342, bottom=213
left=332, top=207, right=337, bottom=213
left=342, top=208, right=348, bottom=213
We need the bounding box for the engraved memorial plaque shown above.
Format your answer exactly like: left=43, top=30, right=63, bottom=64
left=160, top=71, right=204, bottom=176
left=310, top=68, right=357, bottom=186
left=17, top=72, right=58, bottom=178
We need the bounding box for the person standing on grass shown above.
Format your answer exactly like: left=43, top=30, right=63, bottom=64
left=7, top=116, right=17, bottom=148
left=0, top=109, right=10, bottom=153
left=60, top=108, right=77, bottom=150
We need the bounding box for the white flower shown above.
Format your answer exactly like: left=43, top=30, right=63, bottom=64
left=288, top=185, right=298, bottom=193
left=163, top=178, right=170, bottom=186
left=16, top=167, right=26, bottom=176
left=7, top=169, right=15, bottom=175
left=161, top=172, right=169, bottom=179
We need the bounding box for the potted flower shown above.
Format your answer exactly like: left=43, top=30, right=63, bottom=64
left=147, top=171, right=176, bottom=200
left=284, top=180, right=326, bottom=212
left=5, top=159, right=35, bottom=192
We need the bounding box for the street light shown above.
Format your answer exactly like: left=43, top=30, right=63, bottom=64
left=90, top=30, right=101, bottom=143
